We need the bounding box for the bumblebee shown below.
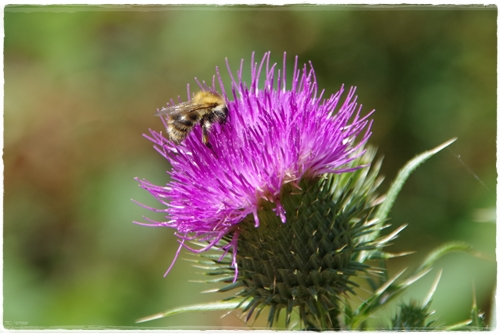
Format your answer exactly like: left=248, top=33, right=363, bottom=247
left=155, top=91, right=228, bottom=147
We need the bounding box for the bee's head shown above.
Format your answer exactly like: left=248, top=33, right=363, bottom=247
left=213, top=104, right=228, bottom=124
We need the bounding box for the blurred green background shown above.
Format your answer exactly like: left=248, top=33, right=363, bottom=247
left=4, top=4, right=496, bottom=330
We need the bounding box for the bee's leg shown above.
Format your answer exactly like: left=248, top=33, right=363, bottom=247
left=201, top=119, right=213, bottom=149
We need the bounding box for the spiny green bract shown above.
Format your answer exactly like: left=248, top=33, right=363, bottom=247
left=199, top=147, right=385, bottom=329
left=391, top=300, right=437, bottom=330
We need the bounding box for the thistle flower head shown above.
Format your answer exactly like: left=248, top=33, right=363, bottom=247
left=134, top=60, right=471, bottom=329
left=135, top=52, right=373, bottom=280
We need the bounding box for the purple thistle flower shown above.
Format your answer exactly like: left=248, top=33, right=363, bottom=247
left=135, top=52, right=373, bottom=280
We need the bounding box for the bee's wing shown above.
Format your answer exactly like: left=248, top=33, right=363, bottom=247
left=154, top=101, right=193, bottom=116
left=154, top=101, right=216, bottom=117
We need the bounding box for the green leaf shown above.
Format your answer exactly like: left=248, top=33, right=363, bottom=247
left=358, top=138, right=457, bottom=262
left=374, top=138, right=457, bottom=224
left=136, top=300, right=249, bottom=323
left=442, top=319, right=473, bottom=331
left=423, top=270, right=442, bottom=307
left=415, top=241, right=485, bottom=274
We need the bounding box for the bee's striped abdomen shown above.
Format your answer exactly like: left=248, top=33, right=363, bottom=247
left=166, top=112, right=201, bottom=143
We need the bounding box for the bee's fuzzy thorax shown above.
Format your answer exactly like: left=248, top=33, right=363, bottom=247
left=192, top=91, right=225, bottom=106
